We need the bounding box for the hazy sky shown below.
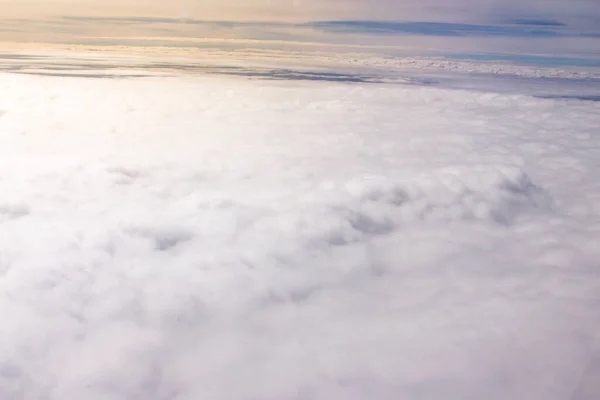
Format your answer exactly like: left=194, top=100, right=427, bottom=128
left=2, top=0, right=598, bottom=26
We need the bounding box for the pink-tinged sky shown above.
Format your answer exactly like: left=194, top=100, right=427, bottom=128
left=1, top=0, right=598, bottom=26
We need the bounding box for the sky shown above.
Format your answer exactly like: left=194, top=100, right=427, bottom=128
left=1, top=0, right=599, bottom=26
left=0, top=0, right=598, bottom=62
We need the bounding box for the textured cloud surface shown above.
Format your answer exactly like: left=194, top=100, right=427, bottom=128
left=1, top=57, right=600, bottom=400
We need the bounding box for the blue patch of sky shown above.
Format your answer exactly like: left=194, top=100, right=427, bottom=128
left=510, top=19, right=565, bottom=27
left=306, top=20, right=599, bottom=38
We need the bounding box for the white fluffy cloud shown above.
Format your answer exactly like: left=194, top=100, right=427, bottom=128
left=1, top=53, right=600, bottom=400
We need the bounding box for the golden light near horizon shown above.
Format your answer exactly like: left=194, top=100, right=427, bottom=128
left=0, top=0, right=342, bottom=46
left=0, top=0, right=321, bottom=21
